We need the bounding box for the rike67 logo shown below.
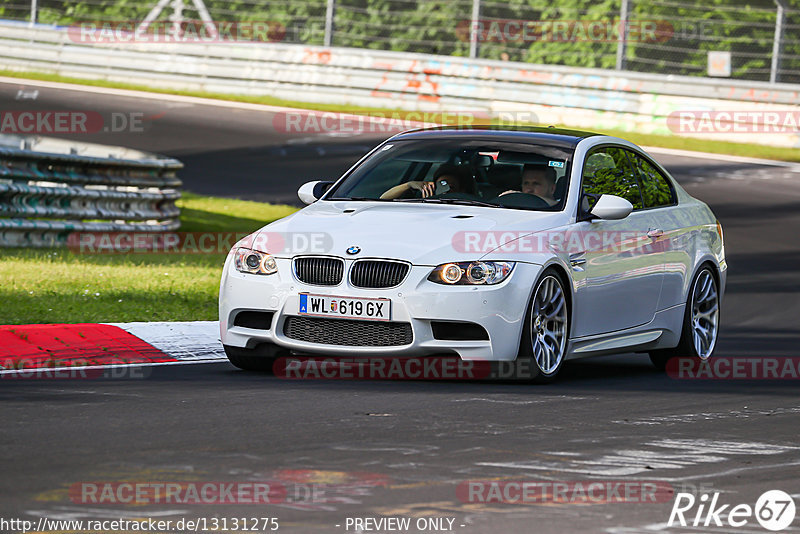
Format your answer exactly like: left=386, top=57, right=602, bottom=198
left=669, top=490, right=796, bottom=531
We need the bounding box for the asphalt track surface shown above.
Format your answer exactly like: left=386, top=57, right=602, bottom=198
left=2, top=80, right=800, bottom=533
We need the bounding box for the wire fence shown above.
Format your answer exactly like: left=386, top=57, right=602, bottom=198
left=1, top=0, right=798, bottom=84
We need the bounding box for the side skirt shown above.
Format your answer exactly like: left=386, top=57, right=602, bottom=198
left=566, top=304, right=684, bottom=360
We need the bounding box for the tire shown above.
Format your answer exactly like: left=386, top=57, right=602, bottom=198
left=518, top=269, right=570, bottom=383
left=223, top=343, right=289, bottom=373
left=650, top=266, right=720, bottom=371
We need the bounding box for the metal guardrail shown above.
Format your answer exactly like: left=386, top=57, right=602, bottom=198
left=0, top=136, right=182, bottom=247
left=0, top=21, right=799, bottom=148
left=3, top=22, right=799, bottom=101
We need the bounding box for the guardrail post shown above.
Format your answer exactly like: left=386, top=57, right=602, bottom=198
left=30, top=0, right=38, bottom=26
left=324, top=0, right=335, bottom=47
left=469, top=0, right=481, bottom=59
left=771, top=0, right=787, bottom=84
left=616, top=0, right=629, bottom=71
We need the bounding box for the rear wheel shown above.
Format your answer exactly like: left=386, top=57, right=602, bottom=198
left=650, top=266, right=720, bottom=370
left=223, top=343, right=289, bottom=373
left=519, top=270, right=569, bottom=383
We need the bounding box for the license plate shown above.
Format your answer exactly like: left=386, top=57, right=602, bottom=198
left=298, top=293, right=391, bottom=321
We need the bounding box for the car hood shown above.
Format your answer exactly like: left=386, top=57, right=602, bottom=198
left=252, top=201, right=567, bottom=265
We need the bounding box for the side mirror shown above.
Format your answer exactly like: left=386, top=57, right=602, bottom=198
left=590, top=194, right=633, bottom=220
left=298, top=181, right=333, bottom=205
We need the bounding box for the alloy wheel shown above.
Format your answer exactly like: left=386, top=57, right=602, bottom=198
left=691, top=269, right=719, bottom=359
left=530, top=275, right=568, bottom=374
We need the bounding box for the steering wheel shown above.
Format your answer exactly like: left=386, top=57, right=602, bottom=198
left=493, top=192, right=550, bottom=209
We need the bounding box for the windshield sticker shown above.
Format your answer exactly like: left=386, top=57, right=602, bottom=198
left=549, top=161, right=564, bottom=168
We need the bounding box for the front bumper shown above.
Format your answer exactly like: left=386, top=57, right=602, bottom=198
left=219, top=255, right=540, bottom=361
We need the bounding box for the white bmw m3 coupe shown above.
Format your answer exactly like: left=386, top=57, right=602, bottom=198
left=219, top=126, right=726, bottom=382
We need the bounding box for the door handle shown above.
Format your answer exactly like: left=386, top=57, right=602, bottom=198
left=647, top=228, right=664, bottom=238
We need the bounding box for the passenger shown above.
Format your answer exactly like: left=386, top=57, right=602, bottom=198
left=501, top=164, right=558, bottom=206
left=380, top=164, right=476, bottom=200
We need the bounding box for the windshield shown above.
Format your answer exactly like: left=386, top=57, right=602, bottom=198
left=326, top=138, right=574, bottom=211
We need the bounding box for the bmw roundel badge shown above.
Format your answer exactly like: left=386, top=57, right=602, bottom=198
left=346, top=246, right=361, bottom=255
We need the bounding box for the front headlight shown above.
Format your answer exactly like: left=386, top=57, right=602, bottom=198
left=234, top=247, right=278, bottom=275
left=428, top=261, right=515, bottom=285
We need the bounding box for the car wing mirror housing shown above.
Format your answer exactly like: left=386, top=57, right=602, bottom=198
left=298, top=180, right=334, bottom=205
left=590, top=194, right=633, bottom=220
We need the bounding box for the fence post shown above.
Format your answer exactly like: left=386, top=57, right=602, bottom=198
left=616, top=0, right=629, bottom=71
left=324, top=0, right=335, bottom=46
left=770, top=0, right=786, bottom=84
left=30, top=0, right=38, bottom=25
left=469, top=0, right=481, bottom=59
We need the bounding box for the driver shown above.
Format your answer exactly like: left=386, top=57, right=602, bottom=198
left=380, top=165, right=476, bottom=200
left=501, top=164, right=558, bottom=206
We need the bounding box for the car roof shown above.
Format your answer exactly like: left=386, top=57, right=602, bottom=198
left=391, top=125, right=600, bottom=148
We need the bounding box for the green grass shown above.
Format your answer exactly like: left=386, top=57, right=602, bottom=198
left=3, top=69, right=799, bottom=163
left=176, top=192, right=297, bottom=233
left=0, top=194, right=298, bottom=325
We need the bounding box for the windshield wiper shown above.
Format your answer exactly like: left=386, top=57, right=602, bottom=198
left=331, top=197, right=388, bottom=201
left=409, top=198, right=499, bottom=208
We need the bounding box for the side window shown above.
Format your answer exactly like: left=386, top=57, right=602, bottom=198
left=631, top=154, right=676, bottom=208
left=582, top=147, right=643, bottom=211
